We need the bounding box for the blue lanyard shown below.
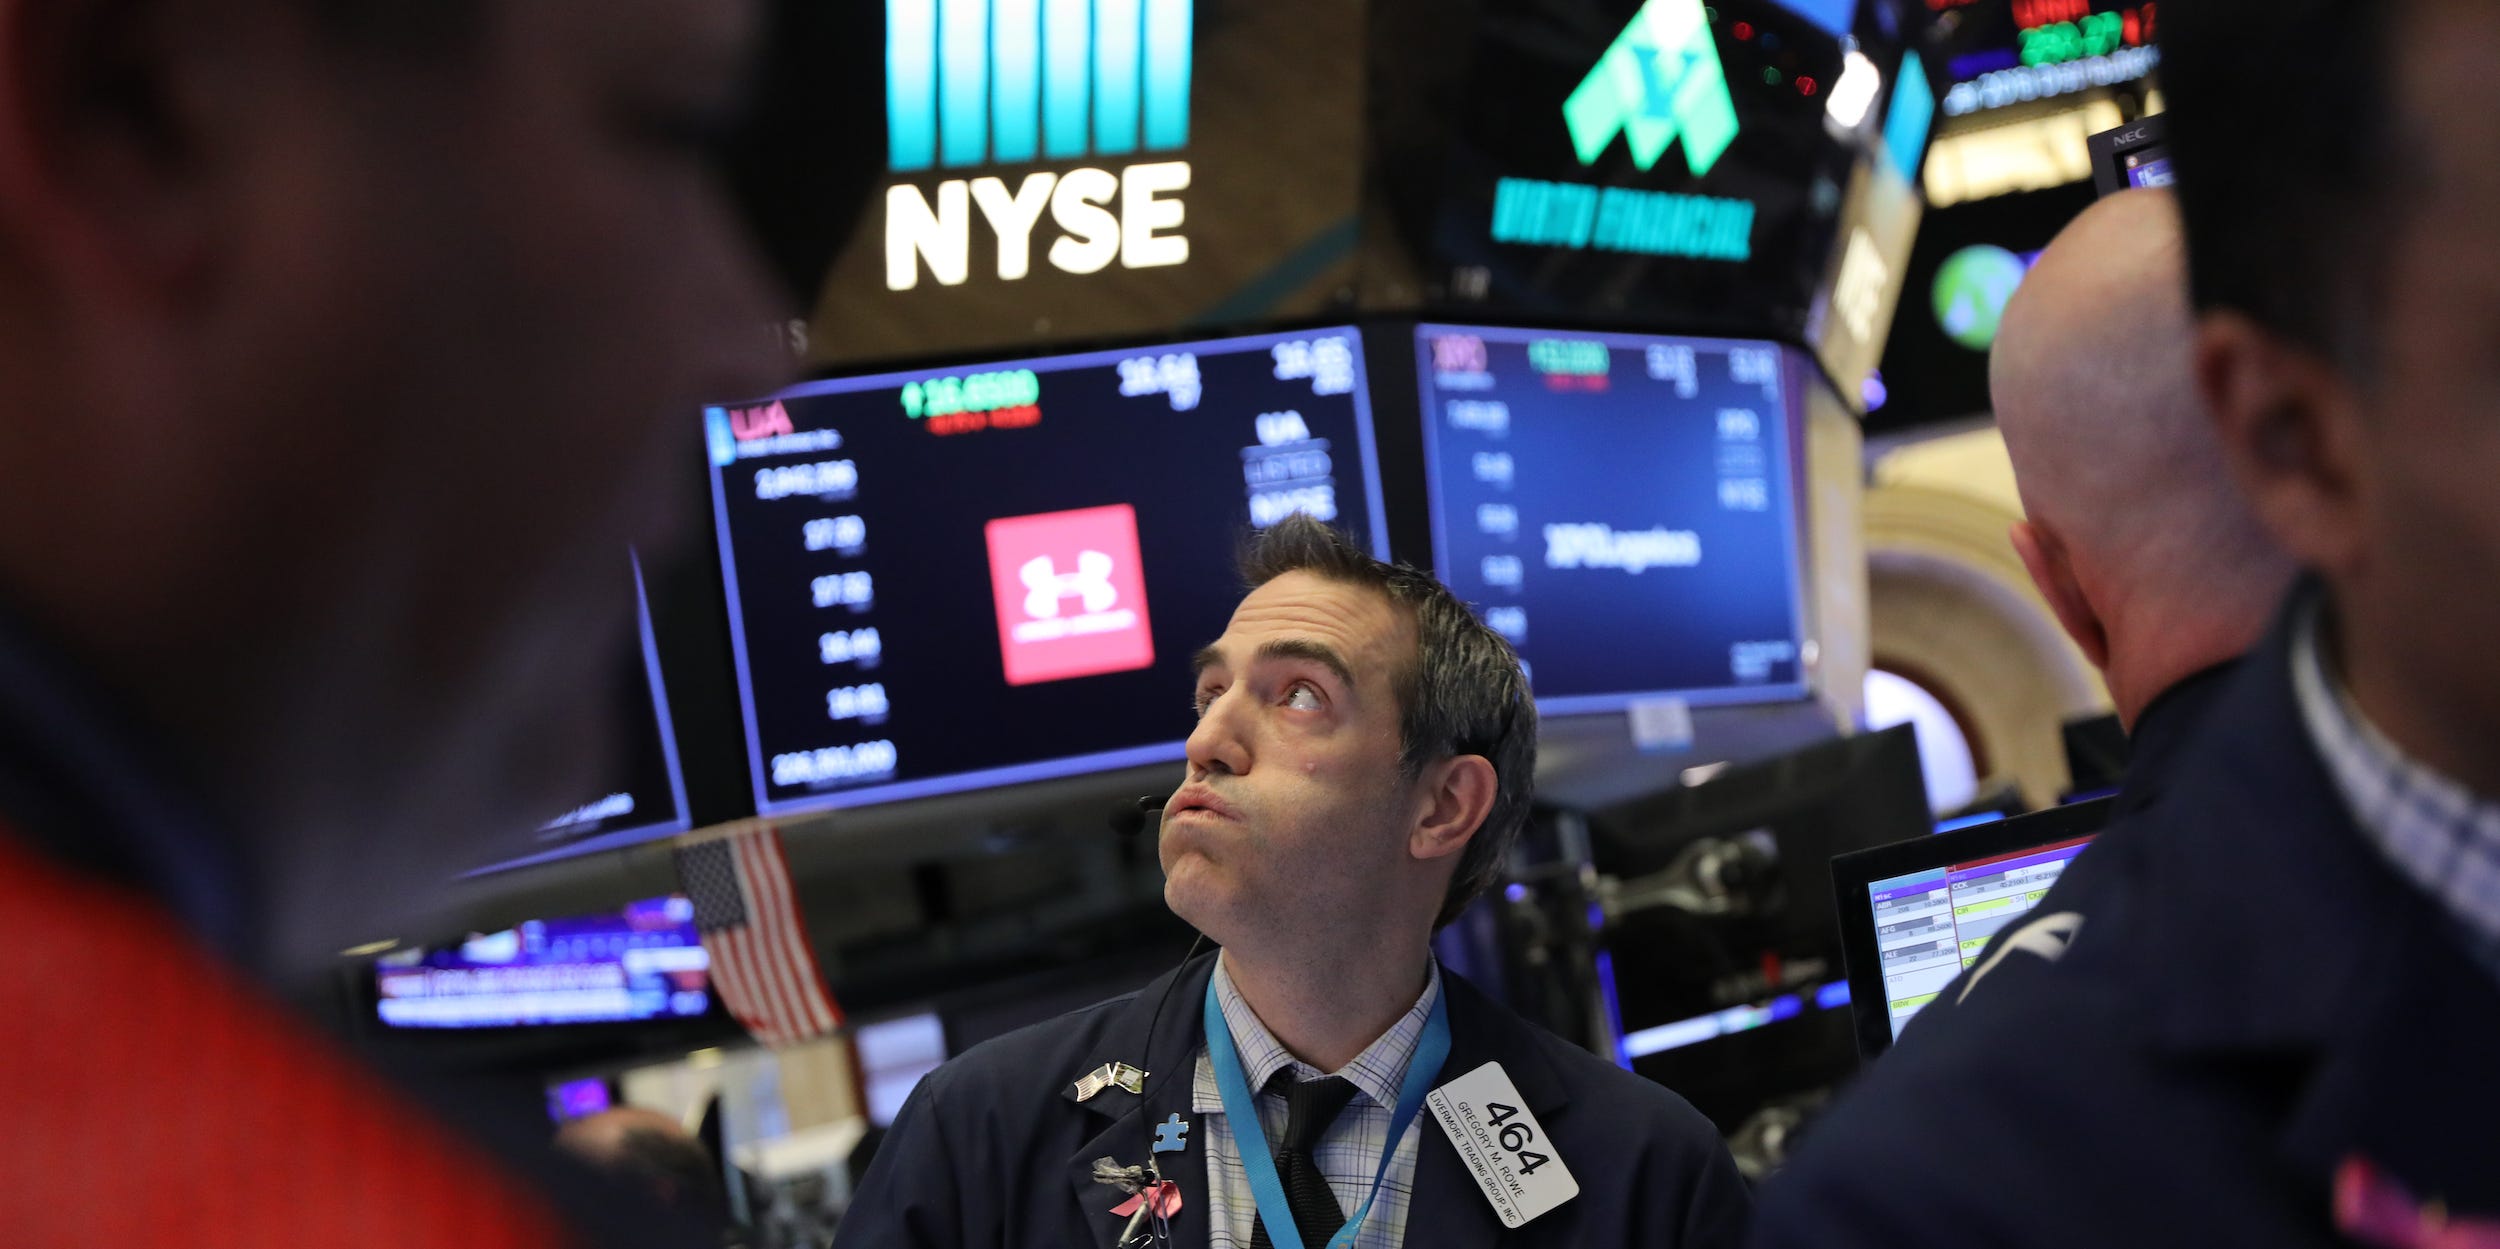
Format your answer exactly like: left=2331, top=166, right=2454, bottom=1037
left=1202, top=975, right=1452, bottom=1249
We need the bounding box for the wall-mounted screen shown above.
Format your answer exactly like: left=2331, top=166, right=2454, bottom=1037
left=375, top=896, right=711, bottom=1030
left=708, top=328, right=1387, bottom=815
left=1415, top=325, right=1809, bottom=714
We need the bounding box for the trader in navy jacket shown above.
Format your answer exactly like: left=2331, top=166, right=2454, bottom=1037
left=835, top=515, right=1749, bottom=1249
left=1753, top=3, right=2500, bottom=1243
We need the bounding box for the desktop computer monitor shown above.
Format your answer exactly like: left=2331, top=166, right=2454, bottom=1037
left=1831, top=797, right=2115, bottom=1058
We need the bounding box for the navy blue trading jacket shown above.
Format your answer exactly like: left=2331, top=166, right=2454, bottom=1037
left=1751, top=592, right=2500, bottom=1246
left=834, top=952, right=1750, bottom=1249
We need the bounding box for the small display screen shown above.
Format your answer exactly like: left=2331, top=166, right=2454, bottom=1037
left=1864, top=836, right=2094, bottom=1039
left=1414, top=324, right=1809, bottom=713
left=707, top=329, right=1387, bottom=814
left=2123, top=150, right=2173, bottom=188
left=375, top=896, right=710, bottom=1029
left=855, top=1012, right=949, bottom=1127
left=547, top=1078, right=615, bottom=1122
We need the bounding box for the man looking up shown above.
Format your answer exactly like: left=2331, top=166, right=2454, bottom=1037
left=0, top=0, right=796, bottom=1241
left=1994, top=187, right=2294, bottom=814
left=1750, top=1, right=2500, bottom=1242
left=837, top=514, right=1748, bottom=1249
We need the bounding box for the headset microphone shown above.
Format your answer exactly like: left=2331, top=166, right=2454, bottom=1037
left=1110, top=793, right=1168, bottom=838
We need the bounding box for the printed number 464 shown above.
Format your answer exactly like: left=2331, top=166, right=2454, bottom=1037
left=1484, top=1103, right=1551, bottom=1175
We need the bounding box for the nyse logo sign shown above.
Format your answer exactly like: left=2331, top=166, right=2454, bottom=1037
left=984, top=504, right=1156, bottom=685
left=1563, top=0, right=1739, bottom=179
left=886, top=0, right=1195, bottom=291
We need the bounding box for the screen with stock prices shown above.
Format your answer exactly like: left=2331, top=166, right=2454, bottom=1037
left=1415, top=325, right=1809, bottom=713
left=707, top=329, right=1388, bottom=815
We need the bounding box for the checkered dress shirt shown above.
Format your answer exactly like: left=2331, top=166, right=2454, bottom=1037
left=1193, top=956, right=1441, bottom=1249
left=2292, top=602, right=2500, bottom=981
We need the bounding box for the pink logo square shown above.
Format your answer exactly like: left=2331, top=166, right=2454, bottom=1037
left=984, top=504, right=1156, bottom=687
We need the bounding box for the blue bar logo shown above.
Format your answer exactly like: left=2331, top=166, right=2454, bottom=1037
left=888, top=0, right=1194, bottom=172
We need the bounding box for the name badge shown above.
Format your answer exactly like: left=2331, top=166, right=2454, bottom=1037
left=1424, top=1062, right=1580, bottom=1228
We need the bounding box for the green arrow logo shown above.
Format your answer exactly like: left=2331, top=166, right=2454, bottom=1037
left=1563, top=0, right=1740, bottom=178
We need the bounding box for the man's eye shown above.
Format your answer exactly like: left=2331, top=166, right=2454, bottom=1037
left=1194, top=687, right=1223, bottom=717
left=1284, top=685, right=1323, bottom=711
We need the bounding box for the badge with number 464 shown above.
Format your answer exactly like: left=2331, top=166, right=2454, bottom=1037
left=1425, top=1062, right=1581, bottom=1228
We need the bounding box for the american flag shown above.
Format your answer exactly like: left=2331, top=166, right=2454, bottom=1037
left=673, top=823, right=843, bottom=1047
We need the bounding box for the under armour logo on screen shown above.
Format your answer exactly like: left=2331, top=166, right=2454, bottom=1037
left=1021, top=550, right=1120, bottom=619
left=1564, top=0, right=1740, bottom=178
left=985, top=504, right=1155, bottom=686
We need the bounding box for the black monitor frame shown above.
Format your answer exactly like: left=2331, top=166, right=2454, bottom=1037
left=2087, top=114, right=2171, bottom=198
left=1830, top=797, right=2115, bottom=1061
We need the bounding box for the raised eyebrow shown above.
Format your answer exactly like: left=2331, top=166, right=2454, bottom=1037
left=1256, top=638, right=1356, bottom=691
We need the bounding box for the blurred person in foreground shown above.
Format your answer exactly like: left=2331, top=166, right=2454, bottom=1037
left=835, top=516, right=1749, bottom=1249
left=0, top=0, right=799, bottom=1243
left=1751, top=2, right=2500, bottom=1244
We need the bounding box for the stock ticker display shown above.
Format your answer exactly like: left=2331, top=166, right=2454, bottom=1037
left=1416, top=325, right=1808, bottom=712
left=707, top=329, right=1386, bottom=815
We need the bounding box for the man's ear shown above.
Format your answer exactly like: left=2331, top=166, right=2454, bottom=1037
left=1410, top=754, right=1497, bottom=865
left=2195, top=310, right=2366, bottom=579
left=0, top=0, right=229, bottom=314
left=2010, top=519, right=2108, bottom=670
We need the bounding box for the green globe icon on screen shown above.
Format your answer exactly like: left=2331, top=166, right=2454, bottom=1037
left=1932, top=245, right=2030, bottom=352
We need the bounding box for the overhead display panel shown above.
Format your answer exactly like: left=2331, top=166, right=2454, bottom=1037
left=375, top=896, right=711, bottom=1030
left=1927, top=0, right=2160, bottom=121
left=806, top=0, right=1369, bottom=366
left=1868, top=179, right=2089, bottom=433
left=1416, top=325, right=1810, bottom=713
left=1362, top=0, right=1917, bottom=343
left=708, top=328, right=1387, bottom=815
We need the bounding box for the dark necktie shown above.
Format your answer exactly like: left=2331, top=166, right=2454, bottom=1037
left=1247, top=1073, right=1361, bottom=1249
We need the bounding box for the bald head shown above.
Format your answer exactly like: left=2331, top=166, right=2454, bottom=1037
left=1992, top=188, right=2293, bottom=723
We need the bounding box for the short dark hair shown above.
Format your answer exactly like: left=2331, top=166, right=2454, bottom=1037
left=1238, top=515, right=1537, bottom=928
left=2160, top=0, right=2403, bottom=367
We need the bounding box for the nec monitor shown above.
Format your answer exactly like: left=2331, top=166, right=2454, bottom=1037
left=1831, top=797, right=2115, bottom=1059
left=374, top=896, right=712, bottom=1030
left=2089, top=115, right=2172, bottom=197
left=1414, top=325, right=1810, bottom=714
left=706, top=328, right=1387, bottom=815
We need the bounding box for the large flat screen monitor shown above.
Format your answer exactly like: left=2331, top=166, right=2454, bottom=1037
left=707, top=328, right=1387, bottom=815
left=1831, top=798, right=2114, bottom=1059
left=374, top=896, right=712, bottom=1030
left=1414, top=324, right=1809, bottom=714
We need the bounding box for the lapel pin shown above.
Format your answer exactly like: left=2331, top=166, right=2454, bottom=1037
left=1071, top=1061, right=1150, bottom=1102
left=1152, top=1113, right=1190, bottom=1154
